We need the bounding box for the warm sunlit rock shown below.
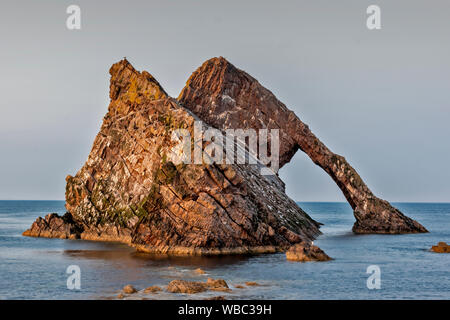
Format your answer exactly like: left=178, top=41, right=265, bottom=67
left=178, top=57, right=428, bottom=234
left=286, top=243, right=332, bottom=262
left=431, top=242, right=449, bottom=253
left=24, top=59, right=321, bottom=255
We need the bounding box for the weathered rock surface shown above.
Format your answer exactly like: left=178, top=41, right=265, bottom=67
left=431, top=242, right=449, bottom=253
left=22, top=213, right=81, bottom=239
left=23, top=59, right=321, bottom=255
left=286, top=243, right=332, bottom=262
left=178, top=57, right=427, bottom=234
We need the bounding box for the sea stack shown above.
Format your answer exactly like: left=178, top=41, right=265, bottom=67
left=24, top=57, right=427, bottom=257
left=23, top=59, right=321, bottom=255
left=178, top=57, right=427, bottom=234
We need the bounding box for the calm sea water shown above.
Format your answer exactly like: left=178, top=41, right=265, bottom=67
left=0, top=201, right=448, bottom=300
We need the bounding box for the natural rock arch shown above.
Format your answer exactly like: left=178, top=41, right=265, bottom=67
left=177, top=57, right=427, bottom=234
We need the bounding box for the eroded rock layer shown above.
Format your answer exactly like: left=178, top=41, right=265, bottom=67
left=178, top=57, right=427, bottom=234
left=24, top=59, right=321, bottom=255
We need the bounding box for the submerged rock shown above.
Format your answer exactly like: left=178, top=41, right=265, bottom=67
left=178, top=57, right=427, bottom=235
left=245, top=281, right=260, bottom=286
left=167, top=280, right=208, bottom=294
left=431, top=242, right=450, bottom=253
left=206, top=296, right=226, bottom=300
left=167, top=278, right=229, bottom=294
left=206, top=278, right=229, bottom=290
left=286, top=242, right=332, bottom=262
left=144, top=286, right=162, bottom=293
left=23, top=59, right=321, bottom=255
left=123, top=285, right=138, bottom=294
left=194, top=268, right=206, bottom=275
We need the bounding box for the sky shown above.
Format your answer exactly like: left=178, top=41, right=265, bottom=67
left=0, top=0, right=449, bottom=202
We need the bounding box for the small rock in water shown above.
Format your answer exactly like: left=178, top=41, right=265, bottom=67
left=144, top=286, right=162, bottom=293
left=234, top=285, right=245, bottom=289
left=167, top=280, right=207, bottom=294
left=194, top=268, right=206, bottom=275
left=117, top=293, right=125, bottom=299
left=286, top=242, right=332, bottom=262
left=245, top=281, right=260, bottom=286
left=431, top=242, right=450, bottom=253
left=123, top=285, right=138, bottom=294
left=206, top=278, right=228, bottom=289
left=206, top=296, right=226, bottom=300
left=167, top=278, right=229, bottom=294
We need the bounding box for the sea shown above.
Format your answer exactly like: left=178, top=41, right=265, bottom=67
left=0, top=201, right=448, bottom=300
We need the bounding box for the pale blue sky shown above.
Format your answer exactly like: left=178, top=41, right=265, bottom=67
left=0, top=0, right=449, bottom=201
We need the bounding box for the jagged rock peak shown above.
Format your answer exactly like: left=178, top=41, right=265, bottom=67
left=109, top=58, right=168, bottom=104
left=179, top=56, right=296, bottom=169
left=183, top=56, right=233, bottom=90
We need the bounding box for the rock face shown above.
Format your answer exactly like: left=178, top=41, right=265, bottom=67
left=178, top=57, right=427, bottom=234
left=23, top=59, right=321, bottom=255
left=286, top=243, right=332, bottom=262
left=23, top=213, right=81, bottom=239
